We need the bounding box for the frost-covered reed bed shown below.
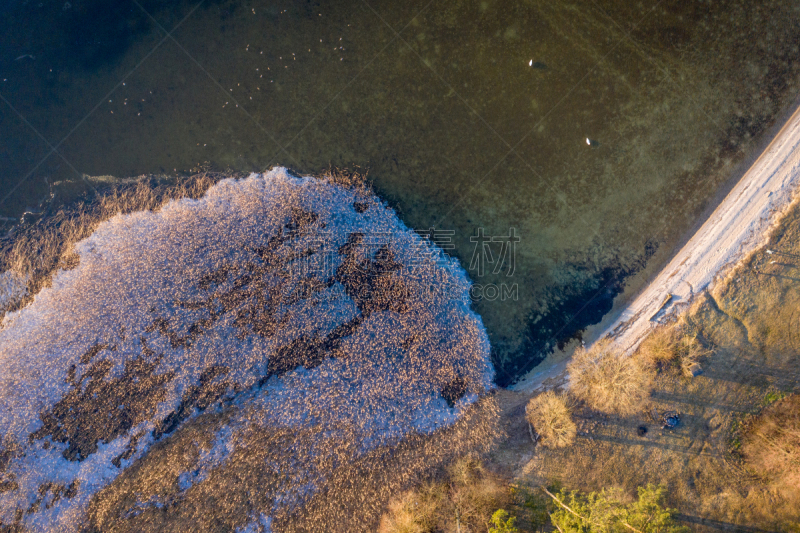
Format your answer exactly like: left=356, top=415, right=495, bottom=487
left=0, top=168, right=496, bottom=532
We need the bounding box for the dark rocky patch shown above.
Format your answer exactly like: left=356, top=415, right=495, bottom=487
left=153, top=366, right=230, bottom=441
left=266, top=317, right=363, bottom=378
left=31, top=348, right=174, bottom=461
left=80, top=343, right=111, bottom=365
left=268, top=336, right=331, bottom=377
left=400, top=334, right=419, bottom=352
left=0, top=439, right=18, bottom=496
left=660, top=411, right=681, bottom=429
left=285, top=207, right=319, bottom=235
left=25, top=481, right=80, bottom=515
left=260, top=232, right=413, bottom=378
left=262, top=232, right=412, bottom=378
left=111, top=432, right=142, bottom=469
left=145, top=316, right=214, bottom=349
left=441, top=377, right=468, bottom=408
left=197, top=264, right=237, bottom=291
left=336, top=237, right=410, bottom=317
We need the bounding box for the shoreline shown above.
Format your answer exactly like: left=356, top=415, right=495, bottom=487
left=512, top=96, right=800, bottom=393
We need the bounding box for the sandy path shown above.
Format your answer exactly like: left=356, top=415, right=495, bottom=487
left=512, top=101, right=800, bottom=393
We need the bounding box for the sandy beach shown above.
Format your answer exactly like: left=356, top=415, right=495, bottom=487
left=513, top=98, right=800, bottom=393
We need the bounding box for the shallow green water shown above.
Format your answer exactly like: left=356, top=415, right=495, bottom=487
left=1, top=0, right=799, bottom=384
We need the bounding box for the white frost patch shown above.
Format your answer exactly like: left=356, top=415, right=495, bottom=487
left=236, top=513, right=272, bottom=533
left=0, top=168, right=493, bottom=531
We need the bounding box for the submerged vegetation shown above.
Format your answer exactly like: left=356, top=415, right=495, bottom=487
left=0, top=171, right=229, bottom=317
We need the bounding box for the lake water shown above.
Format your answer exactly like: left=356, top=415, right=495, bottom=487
left=2, top=0, right=800, bottom=385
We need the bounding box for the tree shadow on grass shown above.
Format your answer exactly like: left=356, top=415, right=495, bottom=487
left=675, top=514, right=773, bottom=532
left=649, top=388, right=754, bottom=414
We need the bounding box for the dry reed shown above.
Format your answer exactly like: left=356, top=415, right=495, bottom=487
left=20, top=167, right=499, bottom=532
left=0, top=172, right=231, bottom=317
left=525, top=390, right=576, bottom=448
left=568, top=338, right=654, bottom=416
left=378, top=453, right=509, bottom=533
left=638, top=325, right=710, bottom=377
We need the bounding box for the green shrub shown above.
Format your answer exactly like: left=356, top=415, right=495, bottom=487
left=546, top=483, right=689, bottom=533
left=511, top=483, right=549, bottom=531
left=488, top=509, right=519, bottom=533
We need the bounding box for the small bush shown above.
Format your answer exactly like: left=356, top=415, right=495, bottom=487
left=378, top=490, right=437, bottom=533
left=639, top=327, right=680, bottom=368
left=378, top=457, right=510, bottom=533
left=447, top=458, right=508, bottom=528
left=675, top=333, right=709, bottom=377
left=526, top=391, right=576, bottom=448
left=638, top=326, right=710, bottom=377
left=568, top=339, right=654, bottom=416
